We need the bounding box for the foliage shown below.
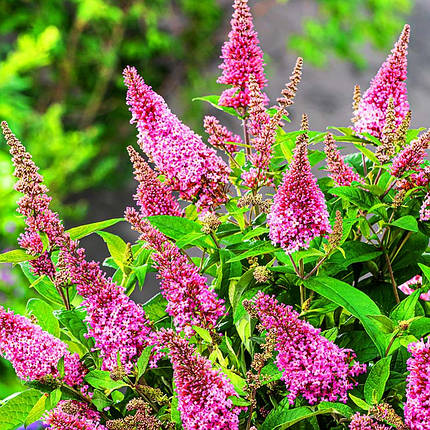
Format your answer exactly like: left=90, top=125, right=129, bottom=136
left=288, top=0, right=414, bottom=68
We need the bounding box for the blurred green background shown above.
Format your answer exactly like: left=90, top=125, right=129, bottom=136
left=0, top=0, right=414, bottom=399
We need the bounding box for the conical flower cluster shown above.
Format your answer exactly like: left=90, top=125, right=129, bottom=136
left=353, top=25, right=410, bottom=138
left=391, top=130, right=430, bottom=178
left=1, top=121, right=68, bottom=278
left=124, top=66, right=229, bottom=211
left=268, top=116, right=331, bottom=253
left=324, top=133, right=361, bottom=186
left=405, top=339, right=430, bottom=429
left=217, top=0, right=267, bottom=108
left=251, top=292, right=366, bottom=404
left=127, top=145, right=182, bottom=217
left=155, top=329, right=241, bottom=429
left=2, top=122, right=153, bottom=374
left=0, top=307, right=85, bottom=386
left=44, top=401, right=106, bottom=430
left=64, top=243, right=153, bottom=372
left=203, top=115, right=242, bottom=154
left=125, top=211, right=225, bottom=336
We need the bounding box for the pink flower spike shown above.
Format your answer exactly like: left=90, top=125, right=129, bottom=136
left=127, top=145, right=183, bottom=217
left=217, top=0, right=267, bottom=108
left=268, top=116, right=331, bottom=253
left=64, top=244, right=153, bottom=372
left=124, top=66, right=230, bottom=211
left=353, top=25, right=410, bottom=138
left=405, top=339, right=430, bottom=429
left=203, top=115, right=242, bottom=154
left=129, top=218, right=225, bottom=336
left=0, top=307, right=86, bottom=386
left=324, top=133, right=361, bottom=186
left=155, top=329, right=241, bottom=429
left=391, top=130, right=430, bottom=178
left=252, top=292, right=366, bottom=405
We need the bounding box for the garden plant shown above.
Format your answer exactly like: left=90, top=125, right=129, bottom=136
left=0, top=0, right=430, bottom=428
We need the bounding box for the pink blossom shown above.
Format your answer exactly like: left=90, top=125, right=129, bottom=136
left=2, top=122, right=68, bottom=278
left=353, top=25, right=410, bottom=138
left=324, top=133, right=361, bottom=186
left=349, top=413, right=391, bottom=430
left=124, top=66, right=230, bottom=211
left=405, top=339, right=430, bottom=429
left=420, top=192, right=430, bottom=222
left=398, top=275, right=430, bottom=301
left=127, top=145, right=182, bottom=217
left=126, top=214, right=225, bottom=336
left=217, top=0, right=267, bottom=108
left=155, top=329, right=241, bottom=429
left=391, top=130, right=430, bottom=178
left=64, top=243, right=153, bottom=372
left=252, top=292, right=366, bottom=405
left=44, top=400, right=106, bottom=430
left=3, top=122, right=153, bottom=374
left=203, top=115, right=242, bottom=154
left=0, top=307, right=85, bottom=386
left=268, top=130, right=331, bottom=253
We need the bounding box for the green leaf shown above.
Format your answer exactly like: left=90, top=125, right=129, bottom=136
left=91, top=390, right=112, bottom=411
left=171, top=382, right=182, bottom=425
left=54, top=308, right=93, bottom=349
left=329, top=186, right=377, bottom=211
left=229, top=269, right=254, bottom=312
left=26, top=298, right=60, bottom=337
left=390, top=290, right=420, bottom=322
left=0, top=389, right=42, bottom=430
left=0, top=249, right=37, bottom=264
left=261, top=362, right=283, bottom=385
left=349, top=393, right=371, bottom=410
left=142, top=293, right=168, bottom=323
left=228, top=395, right=250, bottom=406
left=84, top=370, right=126, bottom=390
left=193, top=326, right=213, bottom=343
left=242, top=227, right=270, bottom=241
left=20, top=262, right=63, bottom=305
left=261, top=401, right=329, bottom=430
left=66, top=218, right=125, bottom=240
left=364, top=356, right=392, bottom=404
left=409, top=317, right=430, bottom=338
left=389, top=216, right=419, bottom=232
left=221, top=368, right=247, bottom=396
left=192, top=95, right=242, bottom=118
left=146, top=215, right=213, bottom=249
left=137, top=345, right=154, bottom=379
left=317, top=402, right=353, bottom=418
left=45, top=388, right=61, bottom=410
left=330, top=241, right=382, bottom=266
left=24, top=393, right=47, bottom=426
left=418, top=263, right=430, bottom=283
left=227, top=241, right=277, bottom=262
left=96, top=231, right=127, bottom=271
left=353, top=144, right=379, bottom=163
left=38, top=231, right=50, bottom=252
left=304, top=276, right=386, bottom=356
left=367, top=315, right=395, bottom=334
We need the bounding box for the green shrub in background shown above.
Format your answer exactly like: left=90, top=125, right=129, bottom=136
left=288, top=0, right=414, bottom=68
